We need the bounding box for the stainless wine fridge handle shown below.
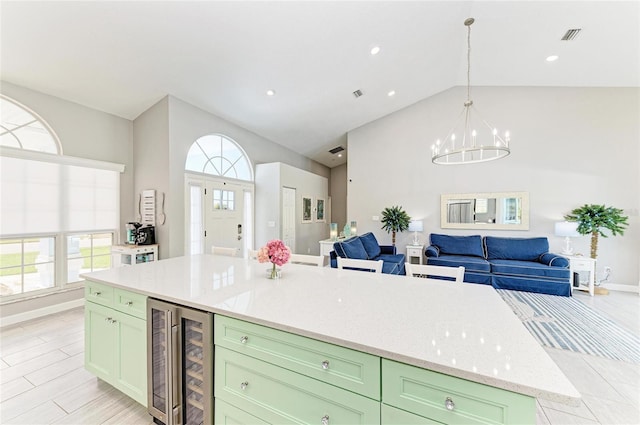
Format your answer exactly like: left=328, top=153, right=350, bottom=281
left=165, top=310, right=174, bottom=425
left=171, top=323, right=180, bottom=411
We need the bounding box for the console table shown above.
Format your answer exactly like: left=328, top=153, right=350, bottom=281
left=566, top=255, right=596, bottom=296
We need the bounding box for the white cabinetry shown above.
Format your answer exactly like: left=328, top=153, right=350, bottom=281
left=111, top=244, right=158, bottom=267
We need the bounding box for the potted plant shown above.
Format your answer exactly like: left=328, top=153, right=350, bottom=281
left=564, top=204, right=628, bottom=259
left=381, top=206, right=411, bottom=246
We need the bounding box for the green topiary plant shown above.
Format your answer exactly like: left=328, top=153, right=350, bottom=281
left=381, top=206, right=411, bottom=246
left=564, top=204, right=628, bottom=259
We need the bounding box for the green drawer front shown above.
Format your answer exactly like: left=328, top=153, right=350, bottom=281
left=215, top=315, right=380, bottom=400
left=215, top=399, right=270, bottom=425
left=85, top=281, right=114, bottom=307
left=381, top=404, right=444, bottom=425
left=215, top=347, right=381, bottom=425
left=382, top=359, right=535, bottom=425
left=113, top=288, right=147, bottom=319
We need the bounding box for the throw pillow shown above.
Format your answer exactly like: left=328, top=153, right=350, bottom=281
left=337, top=237, right=368, bottom=260
left=359, top=232, right=381, bottom=259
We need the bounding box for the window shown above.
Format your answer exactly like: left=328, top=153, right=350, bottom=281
left=67, top=233, right=113, bottom=283
left=0, top=95, right=123, bottom=301
left=213, top=189, right=235, bottom=210
left=0, top=237, right=55, bottom=297
left=1, top=95, right=61, bottom=154
left=185, top=134, right=252, bottom=180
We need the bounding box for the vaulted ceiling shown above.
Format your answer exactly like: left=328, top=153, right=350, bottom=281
left=2, top=1, right=638, bottom=167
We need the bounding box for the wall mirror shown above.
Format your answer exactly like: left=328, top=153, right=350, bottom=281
left=441, top=191, right=529, bottom=230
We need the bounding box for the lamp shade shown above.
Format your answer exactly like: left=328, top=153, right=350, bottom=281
left=408, top=220, right=424, bottom=232
left=555, top=221, right=579, bottom=237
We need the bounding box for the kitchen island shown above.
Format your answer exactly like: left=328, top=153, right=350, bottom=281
left=83, top=254, right=580, bottom=424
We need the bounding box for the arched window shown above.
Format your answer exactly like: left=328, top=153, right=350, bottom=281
left=0, top=95, right=62, bottom=154
left=185, top=134, right=253, bottom=181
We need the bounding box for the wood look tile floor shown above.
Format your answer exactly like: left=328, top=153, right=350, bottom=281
left=0, top=290, right=638, bottom=424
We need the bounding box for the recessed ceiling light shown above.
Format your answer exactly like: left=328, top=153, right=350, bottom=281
left=370, top=46, right=381, bottom=55
left=546, top=55, right=559, bottom=62
left=388, top=90, right=396, bottom=97
left=266, top=89, right=276, bottom=96
left=338, top=153, right=343, bottom=158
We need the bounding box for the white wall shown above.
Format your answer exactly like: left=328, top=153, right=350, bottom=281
left=256, top=162, right=329, bottom=255
left=0, top=81, right=134, bottom=316
left=133, top=95, right=331, bottom=259
left=348, top=86, right=639, bottom=288
left=330, top=163, right=348, bottom=229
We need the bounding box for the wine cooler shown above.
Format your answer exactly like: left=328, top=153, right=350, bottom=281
left=147, top=299, right=213, bottom=425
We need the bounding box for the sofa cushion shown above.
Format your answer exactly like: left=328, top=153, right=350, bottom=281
left=485, top=237, right=549, bottom=261
left=490, top=259, right=570, bottom=280
left=335, top=237, right=368, bottom=260
left=377, top=254, right=406, bottom=275
left=430, top=234, right=485, bottom=258
left=426, top=255, right=491, bottom=273
left=491, top=275, right=571, bottom=297
left=359, top=232, right=381, bottom=259
left=539, top=253, right=570, bottom=268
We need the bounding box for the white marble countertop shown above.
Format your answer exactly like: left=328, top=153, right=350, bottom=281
left=82, top=254, right=580, bottom=405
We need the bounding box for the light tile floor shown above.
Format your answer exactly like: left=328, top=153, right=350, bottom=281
left=0, top=290, right=638, bottom=424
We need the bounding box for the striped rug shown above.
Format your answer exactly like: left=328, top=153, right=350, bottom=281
left=497, top=289, right=640, bottom=364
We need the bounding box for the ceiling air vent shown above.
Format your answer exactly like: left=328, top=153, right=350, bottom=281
left=329, top=146, right=345, bottom=155
left=561, top=29, right=581, bottom=41
left=353, top=89, right=363, bottom=98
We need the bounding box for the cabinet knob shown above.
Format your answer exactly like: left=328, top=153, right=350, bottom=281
left=445, top=397, right=455, bottom=411
left=125, top=301, right=133, bottom=306
left=321, top=415, right=330, bottom=425
left=240, top=336, right=248, bottom=344
left=94, top=291, right=102, bottom=296
left=104, top=317, right=110, bottom=323
left=321, top=360, right=330, bottom=370
left=240, top=381, right=248, bottom=390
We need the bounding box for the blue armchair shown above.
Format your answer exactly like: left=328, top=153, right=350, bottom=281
left=329, top=232, right=406, bottom=275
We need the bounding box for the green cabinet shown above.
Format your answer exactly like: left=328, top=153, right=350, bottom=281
left=216, top=346, right=380, bottom=424
left=382, top=359, right=535, bottom=424
left=84, top=281, right=147, bottom=406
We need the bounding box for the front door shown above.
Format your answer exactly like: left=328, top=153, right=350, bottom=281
left=204, top=179, right=247, bottom=256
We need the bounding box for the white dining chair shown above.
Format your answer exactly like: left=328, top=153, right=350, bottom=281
left=405, top=263, right=464, bottom=283
left=211, top=246, right=238, bottom=257
left=337, top=257, right=383, bottom=273
left=289, top=253, right=325, bottom=267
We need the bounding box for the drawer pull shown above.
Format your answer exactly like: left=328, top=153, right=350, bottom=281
left=321, top=360, right=330, bottom=370
left=94, top=291, right=102, bottom=296
left=321, top=415, right=330, bottom=425
left=445, top=397, right=455, bottom=411
left=104, top=317, right=111, bottom=323
left=240, top=381, right=248, bottom=390
left=125, top=301, right=133, bottom=306
left=240, top=336, right=248, bottom=344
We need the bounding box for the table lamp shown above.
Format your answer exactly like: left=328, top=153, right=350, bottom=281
left=555, top=221, right=579, bottom=255
left=408, top=220, right=424, bottom=245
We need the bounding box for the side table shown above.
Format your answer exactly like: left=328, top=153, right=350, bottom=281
left=566, top=255, right=596, bottom=296
left=406, top=244, right=424, bottom=265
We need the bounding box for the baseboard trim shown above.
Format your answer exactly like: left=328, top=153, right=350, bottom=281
left=0, top=299, right=84, bottom=328
left=603, top=283, right=639, bottom=294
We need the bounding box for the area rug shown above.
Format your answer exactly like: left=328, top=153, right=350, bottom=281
left=497, top=289, right=640, bottom=364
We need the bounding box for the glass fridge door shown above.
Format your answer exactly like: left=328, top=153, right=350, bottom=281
left=148, top=300, right=179, bottom=425
left=180, top=309, right=213, bottom=425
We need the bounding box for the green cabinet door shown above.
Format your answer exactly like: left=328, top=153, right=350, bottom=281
left=114, top=311, right=147, bottom=406
left=85, top=301, right=116, bottom=380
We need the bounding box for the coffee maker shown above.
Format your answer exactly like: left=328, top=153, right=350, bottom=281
left=136, top=225, right=156, bottom=245
left=126, top=222, right=142, bottom=244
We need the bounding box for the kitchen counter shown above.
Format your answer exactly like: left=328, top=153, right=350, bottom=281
left=82, top=254, right=580, bottom=406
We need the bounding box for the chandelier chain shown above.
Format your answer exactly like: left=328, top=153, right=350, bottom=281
left=467, top=22, right=471, bottom=102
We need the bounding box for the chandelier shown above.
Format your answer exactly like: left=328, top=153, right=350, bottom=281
left=431, top=18, right=511, bottom=165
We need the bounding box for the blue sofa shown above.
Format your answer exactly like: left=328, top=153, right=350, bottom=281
left=329, top=232, right=406, bottom=275
left=425, top=234, right=571, bottom=296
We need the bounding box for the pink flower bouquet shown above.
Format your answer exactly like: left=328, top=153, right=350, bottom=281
left=258, top=239, right=291, bottom=278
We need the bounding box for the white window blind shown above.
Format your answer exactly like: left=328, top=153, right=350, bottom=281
left=1, top=154, right=121, bottom=236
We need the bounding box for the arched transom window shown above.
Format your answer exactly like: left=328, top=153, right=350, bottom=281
left=0, top=95, right=61, bottom=154
left=185, top=134, right=253, bottom=181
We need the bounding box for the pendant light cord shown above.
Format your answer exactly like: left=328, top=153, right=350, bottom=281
left=466, top=21, right=472, bottom=103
